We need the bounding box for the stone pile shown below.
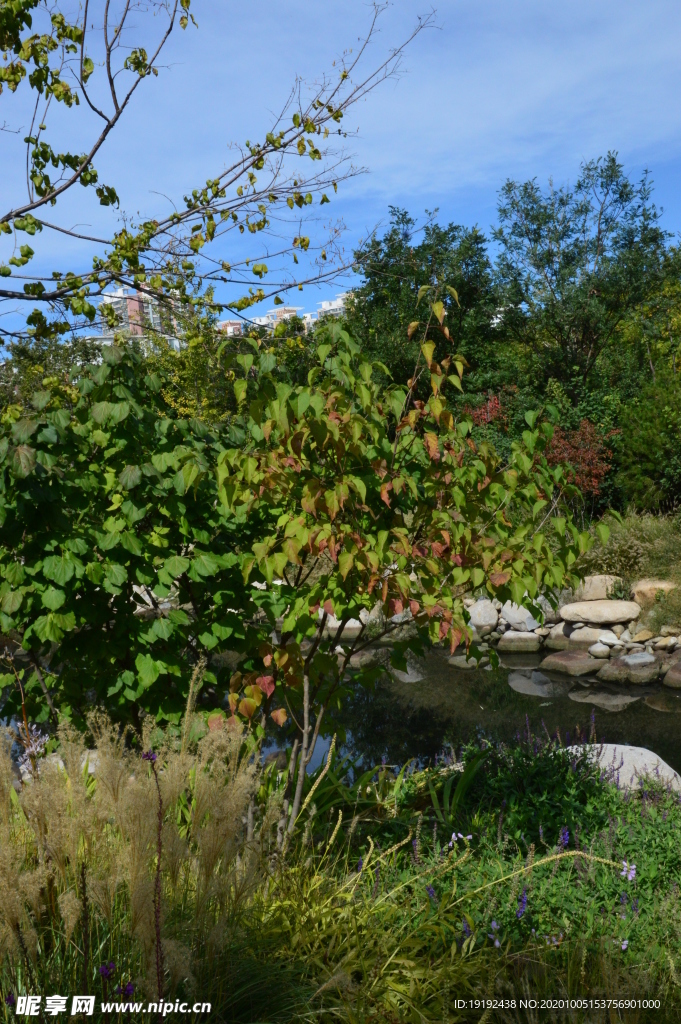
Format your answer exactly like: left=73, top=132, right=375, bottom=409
left=456, top=575, right=681, bottom=687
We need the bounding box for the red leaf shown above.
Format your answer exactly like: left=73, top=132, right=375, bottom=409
left=323, top=599, right=335, bottom=617
left=489, top=571, right=511, bottom=587
left=256, top=675, right=275, bottom=698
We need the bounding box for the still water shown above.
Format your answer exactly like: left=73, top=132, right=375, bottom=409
left=325, top=648, right=681, bottom=774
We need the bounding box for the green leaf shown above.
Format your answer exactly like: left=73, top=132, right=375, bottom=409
left=5, top=563, right=25, bottom=586
left=120, top=532, right=143, bottom=556
left=524, top=409, right=540, bottom=429
left=164, top=555, right=190, bottom=578
left=1, top=590, right=23, bottom=615
left=118, top=465, right=142, bottom=489
left=595, top=523, right=610, bottom=546
left=471, top=567, right=485, bottom=588
left=43, top=554, right=75, bottom=585
left=191, top=551, right=220, bottom=576
left=135, top=653, right=167, bottom=689
left=151, top=617, right=174, bottom=640
left=41, top=587, right=66, bottom=611
left=13, top=445, right=36, bottom=477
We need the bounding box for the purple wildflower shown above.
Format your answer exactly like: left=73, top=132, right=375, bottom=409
left=5, top=993, right=15, bottom=1008
left=99, top=961, right=116, bottom=980
left=426, top=885, right=437, bottom=902
left=357, top=857, right=363, bottom=873
left=516, top=887, right=528, bottom=919
left=620, top=892, right=627, bottom=904
left=462, top=919, right=471, bottom=937
left=559, top=826, right=569, bottom=849
left=142, top=750, right=157, bottom=763
left=620, top=861, right=636, bottom=881
left=622, top=940, right=629, bottom=951
left=124, top=983, right=135, bottom=997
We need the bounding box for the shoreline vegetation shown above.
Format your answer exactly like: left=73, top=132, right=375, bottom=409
left=3, top=708, right=681, bottom=1022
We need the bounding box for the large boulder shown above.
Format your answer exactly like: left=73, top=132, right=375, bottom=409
left=540, top=649, right=598, bottom=677
left=630, top=579, right=677, bottom=608
left=468, top=598, right=498, bottom=635
left=574, top=575, right=622, bottom=602
left=574, top=744, right=681, bottom=791
left=497, top=630, right=542, bottom=652
left=560, top=600, right=641, bottom=625
left=663, top=662, right=681, bottom=689
left=597, top=651, right=662, bottom=685
left=501, top=601, right=541, bottom=632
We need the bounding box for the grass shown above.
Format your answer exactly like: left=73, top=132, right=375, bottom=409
left=579, top=510, right=681, bottom=590
left=2, top=713, right=681, bottom=1022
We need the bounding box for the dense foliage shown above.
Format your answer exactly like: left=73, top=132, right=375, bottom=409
left=345, top=157, right=681, bottom=514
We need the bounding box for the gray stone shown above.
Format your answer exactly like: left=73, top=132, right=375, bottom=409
left=574, top=575, right=623, bottom=602
left=501, top=601, right=541, bottom=632
left=389, top=655, right=425, bottom=683
left=588, top=642, right=611, bottom=659
left=612, top=624, right=626, bottom=638
left=540, top=649, right=597, bottom=677
left=468, top=599, right=498, bottom=635
left=546, top=620, right=571, bottom=650
left=497, top=630, right=542, bottom=652
left=448, top=654, right=489, bottom=670
left=568, top=689, right=641, bottom=713
left=597, top=651, right=662, bottom=685
left=560, top=600, right=641, bottom=625
left=507, top=670, right=572, bottom=697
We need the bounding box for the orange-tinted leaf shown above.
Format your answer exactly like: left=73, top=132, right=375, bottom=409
left=239, top=698, right=258, bottom=719
left=489, top=571, right=511, bottom=587
left=271, top=708, right=287, bottom=727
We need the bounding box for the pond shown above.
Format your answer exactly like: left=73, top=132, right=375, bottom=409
left=321, top=647, right=681, bottom=774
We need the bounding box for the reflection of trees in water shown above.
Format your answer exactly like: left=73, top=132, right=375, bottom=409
left=329, top=653, right=681, bottom=774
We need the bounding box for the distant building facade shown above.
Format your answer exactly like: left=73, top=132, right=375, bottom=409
left=99, top=287, right=163, bottom=340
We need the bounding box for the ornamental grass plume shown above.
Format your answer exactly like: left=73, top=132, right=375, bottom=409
left=0, top=707, right=269, bottom=1007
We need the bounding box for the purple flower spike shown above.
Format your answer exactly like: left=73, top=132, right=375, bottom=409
left=124, top=983, right=135, bottom=997
left=491, top=920, right=498, bottom=931
left=516, top=887, right=528, bottom=919
left=494, top=938, right=500, bottom=948
left=357, top=857, right=363, bottom=873
left=142, top=750, right=157, bottom=763
left=622, top=940, right=629, bottom=951
left=426, top=885, right=437, bottom=901
left=628, top=864, right=636, bottom=881
left=559, top=826, right=569, bottom=848
left=5, top=993, right=16, bottom=1008
left=99, top=961, right=116, bottom=980
left=462, top=919, right=471, bottom=937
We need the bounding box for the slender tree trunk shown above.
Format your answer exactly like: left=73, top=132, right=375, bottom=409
left=646, top=340, right=656, bottom=382
left=277, top=738, right=299, bottom=848
left=287, top=674, right=310, bottom=834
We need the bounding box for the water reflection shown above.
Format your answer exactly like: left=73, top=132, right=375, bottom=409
left=330, top=648, right=681, bottom=774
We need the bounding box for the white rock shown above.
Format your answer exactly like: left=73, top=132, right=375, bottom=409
left=468, top=599, right=498, bottom=635
left=492, top=598, right=502, bottom=611
left=574, top=575, right=623, bottom=602
left=597, top=631, right=620, bottom=647
left=574, top=743, right=681, bottom=790
left=448, top=654, right=488, bottom=670
left=501, top=601, right=541, bottom=632
left=588, top=642, right=611, bottom=659
left=560, top=600, right=641, bottom=625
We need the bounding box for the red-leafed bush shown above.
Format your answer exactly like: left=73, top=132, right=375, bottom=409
left=546, top=419, right=615, bottom=497
left=464, top=393, right=507, bottom=426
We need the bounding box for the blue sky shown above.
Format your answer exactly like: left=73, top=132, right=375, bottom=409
left=4, top=0, right=681, bottom=320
